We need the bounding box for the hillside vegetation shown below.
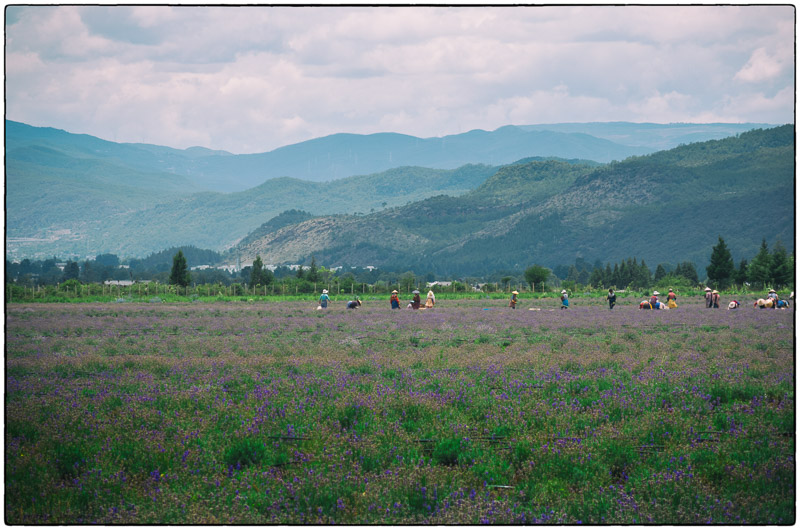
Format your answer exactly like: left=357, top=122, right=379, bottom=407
left=232, top=126, right=794, bottom=275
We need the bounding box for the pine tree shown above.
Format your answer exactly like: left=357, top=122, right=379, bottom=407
left=706, top=236, right=735, bottom=289
left=748, top=239, right=772, bottom=288
left=62, top=261, right=80, bottom=282
left=307, top=256, right=319, bottom=283
left=251, top=255, right=267, bottom=286
left=770, top=240, right=792, bottom=288
left=604, top=263, right=613, bottom=287
left=734, top=259, right=749, bottom=286
left=169, top=250, right=191, bottom=287
left=654, top=264, right=667, bottom=282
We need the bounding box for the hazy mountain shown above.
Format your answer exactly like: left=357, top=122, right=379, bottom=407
left=519, top=122, right=776, bottom=150
left=6, top=162, right=501, bottom=259
left=7, top=120, right=653, bottom=192
left=231, top=125, right=794, bottom=275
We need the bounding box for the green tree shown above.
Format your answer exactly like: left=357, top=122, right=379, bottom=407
left=734, top=259, right=749, bottom=286
left=61, top=260, right=80, bottom=282
left=654, top=264, right=667, bottom=282
left=399, top=271, right=416, bottom=292
left=706, top=236, right=735, bottom=289
left=770, top=240, right=792, bottom=288
left=250, top=255, right=273, bottom=286
left=524, top=264, right=551, bottom=291
left=169, top=250, right=191, bottom=287
left=748, top=239, right=772, bottom=288
left=307, top=256, right=319, bottom=283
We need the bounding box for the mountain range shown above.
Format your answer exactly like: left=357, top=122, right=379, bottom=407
left=6, top=120, right=791, bottom=271
left=230, top=125, right=794, bottom=275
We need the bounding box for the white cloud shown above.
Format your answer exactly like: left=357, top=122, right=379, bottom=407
left=5, top=5, right=794, bottom=153
left=735, top=47, right=788, bottom=83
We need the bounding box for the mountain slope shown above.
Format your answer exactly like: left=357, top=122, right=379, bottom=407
left=231, top=125, right=794, bottom=274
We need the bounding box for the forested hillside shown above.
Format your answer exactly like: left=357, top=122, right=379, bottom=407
left=232, top=126, right=794, bottom=275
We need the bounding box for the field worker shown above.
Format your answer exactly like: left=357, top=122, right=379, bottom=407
left=509, top=290, right=519, bottom=309
left=704, top=287, right=713, bottom=308
left=319, top=289, right=330, bottom=309
left=410, top=290, right=421, bottom=310
left=346, top=298, right=362, bottom=309
left=767, top=289, right=779, bottom=309
left=711, top=290, right=720, bottom=308
left=560, top=289, right=569, bottom=310
left=666, top=289, right=678, bottom=308
left=650, top=291, right=660, bottom=309
left=606, top=288, right=616, bottom=310
left=425, top=290, right=436, bottom=309
left=390, top=290, right=400, bottom=309
left=728, top=300, right=740, bottom=310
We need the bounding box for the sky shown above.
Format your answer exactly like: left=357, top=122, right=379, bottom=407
left=5, top=5, right=795, bottom=154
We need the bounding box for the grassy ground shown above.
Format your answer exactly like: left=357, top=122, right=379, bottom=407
left=5, top=298, right=794, bottom=523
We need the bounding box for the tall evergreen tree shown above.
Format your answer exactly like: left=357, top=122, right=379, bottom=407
left=169, top=250, right=191, bottom=287
left=748, top=239, right=772, bottom=288
left=62, top=261, right=80, bottom=282
left=770, top=240, right=792, bottom=288
left=638, top=260, right=652, bottom=288
left=654, top=264, right=667, bottom=282
left=734, top=259, right=749, bottom=286
left=250, top=255, right=271, bottom=286
left=706, top=236, right=735, bottom=288
left=604, top=263, right=613, bottom=287
left=307, top=256, right=320, bottom=283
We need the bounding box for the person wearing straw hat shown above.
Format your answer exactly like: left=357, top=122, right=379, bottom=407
left=318, top=289, right=330, bottom=309
left=560, top=289, right=569, bottom=309
left=666, top=288, right=678, bottom=308
left=704, top=287, right=713, bottom=308
left=346, top=298, right=362, bottom=309
left=425, top=290, right=436, bottom=309
left=410, top=290, right=421, bottom=309
left=390, top=290, right=401, bottom=309
left=509, top=290, right=519, bottom=309
left=650, top=291, right=660, bottom=309
left=767, top=289, right=778, bottom=309
left=711, top=290, right=720, bottom=308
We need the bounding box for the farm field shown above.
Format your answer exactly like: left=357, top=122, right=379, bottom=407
left=5, top=298, right=795, bottom=524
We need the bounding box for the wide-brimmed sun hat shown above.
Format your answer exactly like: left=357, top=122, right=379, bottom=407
left=561, top=290, right=567, bottom=294
left=322, top=289, right=328, bottom=294
left=391, top=290, right=398, bottom=294
left=769, top=289, right=776, bottom=293
left=512, top=290, right=519, bottom=295
left=712, top=290, right=718, bottom=294
left=704, top=287, right=712, bottom=291
left=653, top=291, right=660, bottom=295
left=412, top=290, right=420, bottom=294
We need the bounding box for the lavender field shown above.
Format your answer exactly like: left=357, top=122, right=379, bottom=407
left=5, top=297, right=795, bottom=524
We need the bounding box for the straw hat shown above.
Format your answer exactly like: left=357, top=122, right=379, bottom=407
left=712, top=290, right=718, bottom=294
left=653, top=291, right=660, bottom=295
left=512, top=290, right=519, bottom=295
left=391, top=290, right=398, bottom=294
left=322, top=289, right=328, bottom=294
left=561, top=290, right=567, bottom=294
left=769, top=289, right=776, bottom=293
left=704, top=287, right=712, bottom=291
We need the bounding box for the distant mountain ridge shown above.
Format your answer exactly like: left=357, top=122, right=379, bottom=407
left=5, top=120, right=786, bottom=263
left=230, top=125, right=794, bottom=275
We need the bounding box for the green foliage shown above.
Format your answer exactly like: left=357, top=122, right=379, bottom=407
left=524, top=264, right=550, bottom=290
left=706, top=236, right=735, bottom=288
left=748, top=239, right=772, bottom=288
left=169, top=250, right=191, bottom=287
left=223, top=439, right=267, bottom=469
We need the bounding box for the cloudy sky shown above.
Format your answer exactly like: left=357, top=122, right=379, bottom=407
left=5, top=5, right=794, bottom=153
